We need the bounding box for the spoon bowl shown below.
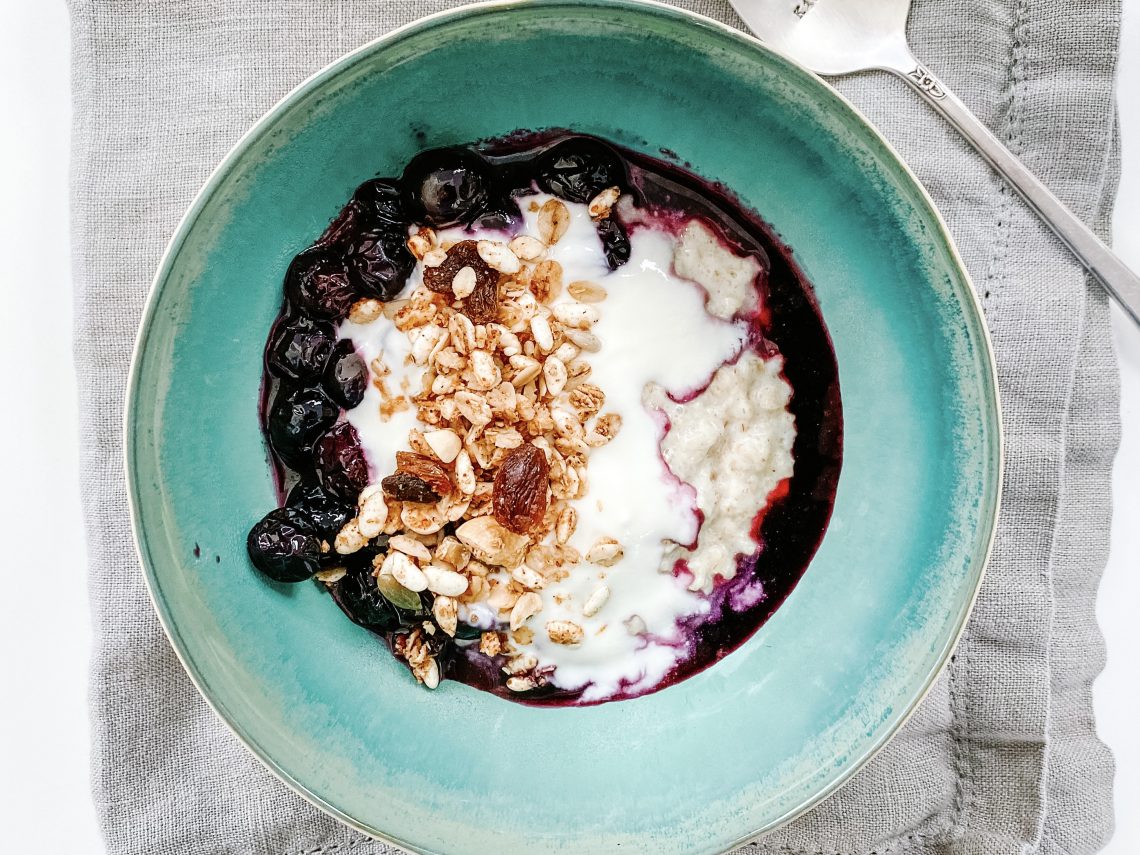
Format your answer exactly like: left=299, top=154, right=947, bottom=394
left=729, top=0, right=1140, bottom=325
left=741, top=0, right=913, bottom=75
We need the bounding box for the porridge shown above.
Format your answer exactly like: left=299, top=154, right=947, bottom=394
left=245, top=134, right=842, bottom=704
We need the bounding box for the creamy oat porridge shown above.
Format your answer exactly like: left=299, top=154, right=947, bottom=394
left=245, top=134, right=842, bottom=704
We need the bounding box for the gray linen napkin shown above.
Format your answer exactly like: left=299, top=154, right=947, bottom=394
left=72, top=1, right=1120, bottom=852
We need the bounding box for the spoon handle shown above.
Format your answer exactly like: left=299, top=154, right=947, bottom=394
left=890, top=59, right=1140, bottom=326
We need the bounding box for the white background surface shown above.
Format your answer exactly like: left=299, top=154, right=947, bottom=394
left=0, top=1, right=1136, bottom=852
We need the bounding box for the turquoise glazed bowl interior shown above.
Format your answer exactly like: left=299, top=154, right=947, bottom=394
left=126, top=2, right=1001, bottom=852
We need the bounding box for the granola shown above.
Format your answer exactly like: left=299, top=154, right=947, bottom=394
left=332, top=215, right=626, bottom=688
left=248, top=134, right=841, bottom=707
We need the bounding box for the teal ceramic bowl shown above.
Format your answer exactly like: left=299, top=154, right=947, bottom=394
left=126, top=1, right=1001, bottom=852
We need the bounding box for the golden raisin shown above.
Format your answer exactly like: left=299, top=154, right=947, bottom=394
left=492, top=443, right=550, bottom=534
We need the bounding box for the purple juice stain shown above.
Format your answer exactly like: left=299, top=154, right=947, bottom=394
left=252, top=131, right=843, bottom=706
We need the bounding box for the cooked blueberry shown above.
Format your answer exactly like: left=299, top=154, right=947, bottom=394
left=323, top=339, right=368, bottom=409
left=344, top=227, right=415, bottom=300
left=329, top=561, right=401, bottom=631
left=314, top=421, right=370, bottom=499
left=329, top=550, right=430, bottom=633
left=537, top=138, right=624, bottom=203
left=318, top=199, right=368, bottom=248
left=246, top=507, right=322, bottom=583
left=597, top=216, right=631, bottom=269
left=265, top=315, right=336, bottom=382
left=402, top=147, right=492, bottom=227
left=285, top=251, right=357, bottom=320
left=320, top=181, right=407, bottom=250
left=354, top=178, right=406, bottom=227
left=286, top=481, right=353, bottom=540
left=473, top=202, right=522, bottom=232
left=268, top=386, right=338, bottom=463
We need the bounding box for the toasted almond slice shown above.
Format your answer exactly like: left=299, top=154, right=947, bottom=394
left=348, top=298, right=384, bottom=324
left=530, top=259, right=563, bottom=303
left=504, top=652, right=538, bottom=674
left=451, top=265, right=478, bottom=299
left=567, top=280, right=607, bottom=303
left=555, top=505, right=577, bottom=544
left=537, top=199, right=571, bottom=244
left=433, top=596, right=458, bottom=637
left=333, top=519, right=367, bottom=555
left=477, top=240, right=522, bottom=274
left=564, top=329, right=601, bottom=352
left=510, top=592, right=544, bottom=630
left=509, top=235, right=547, bottom=261
left=582, top=585, right=611, bottom=618
left=389, top=534, right=432, bottom=562
left=423, top=564, right=469, bottom=597
left=586, top=536, right=623, bottom=566
left=546, top=619, right=584, bottom=645
left=552, top=303, right=599, bottom=329
left=406, top=228, right=436, bottom=260
left=356, top=487, right=389, bottom=539
left=529, top=315, right=555, bottom=353
left=383, top=551, right=428, bottom=592
left=456, top=516, right=529, bottom=567
left=422, top=248, right=447, bottom=268
left=454, top=450, right=477, bottom=495
left=543, top=356, right=568, bottom=397
left=423, top=428, right=462, bottom=463
left=511, top=565, right=546, bottom=590
left=314, top=566, right=347, bottom=584
left=509, top=354, right=542, bottom=387
left=587, top=186, right=621, bottom=218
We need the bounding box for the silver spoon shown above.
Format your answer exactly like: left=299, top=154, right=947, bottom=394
left=725, top=0, right=1140, bottom=326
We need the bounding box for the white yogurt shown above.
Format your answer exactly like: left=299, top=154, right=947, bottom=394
left=507, top=197, right=745, bottom=700
left=340, top=194, right=795, bottom=702
left=339, top=316, right=424, bottom=482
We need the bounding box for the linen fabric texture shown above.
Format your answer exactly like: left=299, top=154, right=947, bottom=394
left=71, top=0, right=1120, bottom=852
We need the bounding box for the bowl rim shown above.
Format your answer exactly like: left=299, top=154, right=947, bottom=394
left=123, top=1, right=1004, bottom=851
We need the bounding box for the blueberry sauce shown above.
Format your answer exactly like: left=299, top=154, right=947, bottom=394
left=248, top=132, right=842, bottom=705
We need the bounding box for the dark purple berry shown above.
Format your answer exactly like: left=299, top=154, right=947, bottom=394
left=329, top=552, right=429, bottom=633
left=597, top=216, right=631, bottom=269
left=322, top=339, right=368, bottom=409
left=331, top=566, right=401, bottom=631
left=318, top=199, right=369, bottom=248
left=286, top=481, right=353, bottom=540
left=247, top=507, right=321, bottom=583
left=268, top=386, right=338, bottom=464
left=314, top=421, right=370, bottom=499
left=537, top=138, right=624, bottom=203
left=401, top=147, right=492, bottom=227
left=345, top=227, right=415, bottom=300
left=354, top=179, right=406, bottom=227
left=266, top=315, right=336, bottom=382
left=319, top=181, right=407, bottom=251
left=473, top=202, right=522, bottom=232
left=285, top=251, right=357, bottom=320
